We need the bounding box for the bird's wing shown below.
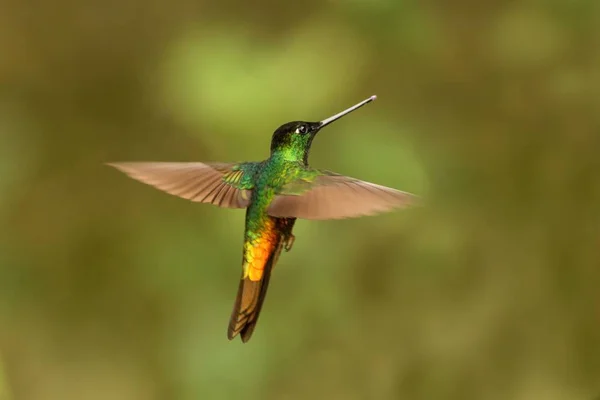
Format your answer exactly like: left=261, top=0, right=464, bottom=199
left=267, top=169, right=417, bottom=220
left=107, top=161, right=258, bottom=208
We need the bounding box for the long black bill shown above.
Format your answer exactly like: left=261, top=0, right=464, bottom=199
left=319, top=95, right=377, bottom=128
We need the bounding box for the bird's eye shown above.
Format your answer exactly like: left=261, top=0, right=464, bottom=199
left=295, top=125, right=307, bottom=134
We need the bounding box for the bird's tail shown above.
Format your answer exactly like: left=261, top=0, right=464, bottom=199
left=227, top=239, right=284, bottom=342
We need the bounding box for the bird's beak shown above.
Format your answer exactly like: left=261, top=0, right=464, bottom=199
left=318, top=95, right=377, bottom=128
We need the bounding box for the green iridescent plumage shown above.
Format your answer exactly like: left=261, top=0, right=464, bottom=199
left=107, top=95, right=417, bottom=343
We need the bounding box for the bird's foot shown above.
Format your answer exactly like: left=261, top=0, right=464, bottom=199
left=284, top=234, right=295, bottom=252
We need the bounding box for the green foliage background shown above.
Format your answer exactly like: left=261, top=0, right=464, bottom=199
left=1, top=1, right=599, bottom=399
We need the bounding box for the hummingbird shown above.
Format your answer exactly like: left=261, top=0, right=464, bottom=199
left=108, top=95, right=416, bottom=343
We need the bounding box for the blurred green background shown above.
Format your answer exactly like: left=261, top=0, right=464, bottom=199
left=1, top=0, right=599, bottom=399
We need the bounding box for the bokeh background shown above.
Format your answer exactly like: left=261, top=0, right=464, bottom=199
left=1, top=0, right=599, bottom=399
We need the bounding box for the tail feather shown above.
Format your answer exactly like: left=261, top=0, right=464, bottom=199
left=228, top=216, right=296, bottom=343
left=227, top=241, right=283, bottom=342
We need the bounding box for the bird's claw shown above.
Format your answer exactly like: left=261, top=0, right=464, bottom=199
left=284, top=234, right=295, bottom=252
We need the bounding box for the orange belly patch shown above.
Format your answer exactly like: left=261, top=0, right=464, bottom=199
left=243, top=219, right=279, bottom=281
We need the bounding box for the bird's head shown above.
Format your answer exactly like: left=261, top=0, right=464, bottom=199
left=269, top=95, right=377, bottom=164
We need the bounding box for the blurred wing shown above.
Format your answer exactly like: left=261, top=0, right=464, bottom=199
left=267, top=170, right=417, bottom=220
left=107, top=162, right=256, bottom=208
